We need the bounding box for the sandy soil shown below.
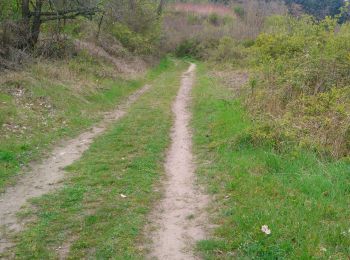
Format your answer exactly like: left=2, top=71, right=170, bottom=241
left=148, top=64, right=208, bottom=259
left=0, top=84, right=150, bottom=254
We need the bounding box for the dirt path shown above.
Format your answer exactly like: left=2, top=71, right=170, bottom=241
left=148, top=64, right=208, bottom=259
left=0, top=85, right=150, bottom=253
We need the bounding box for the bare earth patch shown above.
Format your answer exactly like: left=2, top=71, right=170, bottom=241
left=0, top=84, right=151, bottom=254
left=147, top=64, right=208, bottom=259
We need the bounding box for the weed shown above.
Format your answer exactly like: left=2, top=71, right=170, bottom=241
left=193, top=64, right=350, bottom=259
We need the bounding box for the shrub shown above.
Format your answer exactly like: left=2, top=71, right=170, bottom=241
left=244, top=15, right=350, bottom=157
left=208, top=13, right=220, bottom=26
left=208, top=36, right=247, bottom=65
left=187, top=13, right=202, bottom=25
left=108, top=23, right=154, bottom=55
left=174, top=39, right=201, bottom=58
left=35, top=36, right=76, bottom=59
left=234, top=6, right=245, bottom=18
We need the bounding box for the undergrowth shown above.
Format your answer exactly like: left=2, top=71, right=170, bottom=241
left=193, top=63, right=350, bottom=259
left=197, top=14, right=350, bottom=158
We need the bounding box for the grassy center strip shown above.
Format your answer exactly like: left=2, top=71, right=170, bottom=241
left=0, top=56, right=166, bottom=191
left=6, top=59, right=187, bottom=259
left=192, top=63, right=350, bottom=259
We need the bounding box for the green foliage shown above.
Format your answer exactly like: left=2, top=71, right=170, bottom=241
left=285, top=0, right=344, bottom=19
left=208, top=36, right=247, bottom=65
left=61, top=17, right=90, bottom=38
left=0, top=150, right=15, bottom=163
left=187, top=13, right=202, bottom=25
left=0, top=1, right=21, bottom=21
left=103, top=0, right=161, bottom=55
left=233, top=6, right=245, bottom=18
left=208, top=13, right=220, bottom=25
left=193, top=64, right=350, bottom=258
left=197, top=13, right=350, bottom=158
left=174, top=39, right=202, bottom=58
left=107, top=22, right=156, bottom=55
left=246, top=15, right=350, bottom=157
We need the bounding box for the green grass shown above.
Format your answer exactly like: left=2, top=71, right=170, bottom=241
left=0, top=54, right=171, bottom=192
left=193, top=63, right=350, bottom=259
left=4, top=58, right=187, bottom=259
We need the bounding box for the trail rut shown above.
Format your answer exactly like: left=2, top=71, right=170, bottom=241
left=148, top=64, right=208, bottom=259
left=0, top=85, right=151, bottom=253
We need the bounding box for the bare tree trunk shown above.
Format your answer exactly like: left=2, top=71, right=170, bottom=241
left=129, top=0, right=136, bottom=12
left=19, top=0, right=99, bottom=49
left=1, top=24, right=9, bottom=56
left=21, top=0, right=31, bottom=48
left=157, top=0, right=165, bottom=16
left=30, top=0, right=43, bottom=48
left=22, top=0, right=30, bottom=24
left=96, top=12, right=105, bottom=40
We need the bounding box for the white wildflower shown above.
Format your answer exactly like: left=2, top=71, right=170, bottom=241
left=261, top=225, right=271, bottom=235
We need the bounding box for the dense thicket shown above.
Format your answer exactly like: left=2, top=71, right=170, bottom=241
left=167, top=1, right=349, bottom=158
left=246, top=16, right=350, bottom=158
left=209, top=0, right=345, bottom=19
left=285, top=0, right=344, bottom=18
left=1, top=0, right=99, bottom=47
left=0, top=0, right=164, bottom=70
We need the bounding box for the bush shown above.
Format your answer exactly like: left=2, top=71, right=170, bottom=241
left=104, top=0, right=161, bottom=55
left=208, top=13, right=220, bottom=26
left=234, top=6, right=245, bottom=18
left=35, top=36, right=76, bottom=59
left=244, top=15, right=350, bottom=157
left=108, top=23, right=155, bottom=55
left=174, top=39, right=202, bottom=58
left=209, top=36, right=247, bottom=64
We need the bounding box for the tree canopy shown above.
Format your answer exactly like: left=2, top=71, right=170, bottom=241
left=285, top=0, right=344, bottom=19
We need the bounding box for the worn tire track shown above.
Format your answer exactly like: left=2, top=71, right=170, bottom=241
left=148, top=64, right=208, bottom=259
left=0, top=84, right=151, bottom=254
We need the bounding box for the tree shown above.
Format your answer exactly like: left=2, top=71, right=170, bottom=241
left=284, top=0, right=344, bottom=19
left=20, top=0, right=100, bottom=48
left=157, top=0, right=165, bottom=16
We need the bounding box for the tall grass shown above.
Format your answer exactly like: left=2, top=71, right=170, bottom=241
left=162, top=0, right=287, bottom=56
left=193, top=64, right=350, bottom=259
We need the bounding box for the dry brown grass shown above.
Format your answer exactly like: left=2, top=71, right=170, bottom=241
left=74, top=40, right=146, bottom=75
left=162, top=11, right=234, bottom=53
left=162, top=0, right=287, bottom=55
left=232, top=0, right=287, bottom=39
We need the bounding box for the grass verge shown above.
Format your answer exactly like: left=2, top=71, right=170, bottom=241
left=193, top=63, right=350, bottom=259
left=3, top=58, right=186, bottom=259
left=0, top=55, right=167, bottom=191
